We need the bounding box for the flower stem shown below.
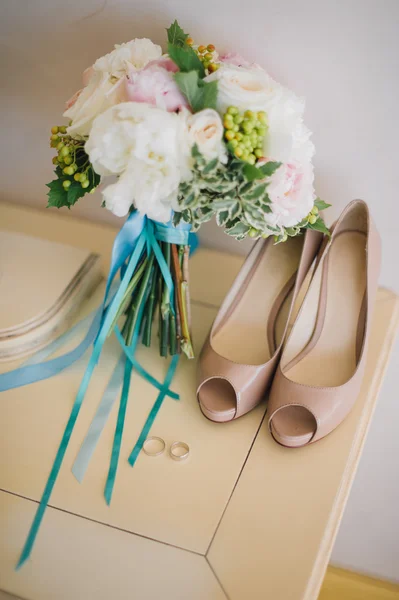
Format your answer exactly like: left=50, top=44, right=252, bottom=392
left=171, top=244, right=194, bottom=359
left=142, top=262, right=159, bottom=347
left=107, top=254, right=147, bottom=336
left=159, top=243, right=170, bottom=357
left=127, top=253, right=155, bottom=346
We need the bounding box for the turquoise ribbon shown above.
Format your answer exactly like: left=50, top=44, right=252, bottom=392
left=9, top=210, right=194, bottom=569
left=128, top=354, right=179, bottom=467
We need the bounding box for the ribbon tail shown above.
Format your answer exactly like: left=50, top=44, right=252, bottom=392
left=103, top=359, right=133, bottom=505
left=128, top=355, right=180, bottom=468
left=71, top=354, right=126, bottom=483
left=17, top=232, right=147, bottom=569
left=114, top=327, right=179, bottom=400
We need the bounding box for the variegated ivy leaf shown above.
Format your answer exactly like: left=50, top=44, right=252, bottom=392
left=244, top=205, right=264, bottom=224
left=202, top=157, right=219, bottom=175
left=197, top=194, right=211, bottom=207
left=206, top=179, right=237, bottom=194
left=241, top=183, right=268, bottom=202
left=226, top=221, right=251, bottom=238
left=192, top=205, right=213, bottom=221
left=238, top=181, right=252, bottom=196
left=173, top=212, right=183, bottom=227
left=216, top=209, right=230, bottom=227
left=255, top=199, right=272, bottom=214
left=243, top=214, right=264, bottom=230
left=212, top=200, right=235, bottom=213
left=181, top=209, right=192, bottom=224
left=229, top=200, right=241, bottom=220
left=182, top=190, right=199, bottom=208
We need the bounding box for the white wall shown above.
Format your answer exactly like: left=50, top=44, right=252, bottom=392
left=1, top=0, right=398, bottom=582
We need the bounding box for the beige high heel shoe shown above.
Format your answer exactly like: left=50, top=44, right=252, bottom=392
left=268, top=200, right=381, bottom=447
left=197, top=229, right=324, bottom=422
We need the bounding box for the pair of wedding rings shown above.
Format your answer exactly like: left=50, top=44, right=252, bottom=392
left=142, top=437, right=190, bottom=461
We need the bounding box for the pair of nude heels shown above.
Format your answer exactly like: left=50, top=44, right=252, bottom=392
left=197, top=200, right=381, bottom=447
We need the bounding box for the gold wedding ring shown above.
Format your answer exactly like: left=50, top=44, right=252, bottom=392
left=142, top=437, right=166, bottom=457
left=169, top=441, right=190, bottom=461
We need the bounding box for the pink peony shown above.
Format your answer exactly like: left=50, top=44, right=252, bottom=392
left=145, top=56, right=179, bottom=73
left=125, top=63, right=188, bottom=112
left=219, top=52, right=252, bottom=68
left=258, top=158, right=315, bottom=228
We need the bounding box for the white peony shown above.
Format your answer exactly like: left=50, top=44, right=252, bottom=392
left=206, top=64, right=312, bottom=165
left=85, top=102, right=187, bottom=221
left=260, top=160, right=316, bottom=229
left=186, top=109, right=227, bottom=163
left=93, top=38, right=162, bottom=77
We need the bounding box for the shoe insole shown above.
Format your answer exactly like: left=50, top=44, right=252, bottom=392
left=211, top=236, right=303, bottom=365
left=286, top=231, right=367, bottom=386
left=271, top=231, right=367, bottom=446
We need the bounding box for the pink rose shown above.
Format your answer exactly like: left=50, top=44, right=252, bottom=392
left=64, top=66, right=96, bottom=111
left=219, top=52, right=252, bottom=68
left=65, top=88, right=82, bottom=110
left=125, top=63, right=188, bottom=112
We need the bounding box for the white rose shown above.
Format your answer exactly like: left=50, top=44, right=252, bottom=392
left=85, top=102, right=185, bottom=220
left=94, top=38, right=162, bottom=77
left=187, top=109, right=227, bottom=163
left=206, top=64, right=310, bottom=164
left=63, top=71, right=124, bottom=137
left=260, top=160, right=315, bottom=229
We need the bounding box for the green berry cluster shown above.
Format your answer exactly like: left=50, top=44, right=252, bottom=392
left=223, top=107, right=268, bottom=164
left=187, top=38, right=219, bottom=73
left=50, top=125, right=93, bottom=191
left=307, top=205, right=319, bottom=224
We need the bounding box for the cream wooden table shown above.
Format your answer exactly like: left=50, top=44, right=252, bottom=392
left=0, top=201, right=398, bottom=600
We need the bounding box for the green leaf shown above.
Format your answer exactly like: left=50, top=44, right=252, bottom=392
left=259, top=161, right=282, bottom=177
left=166, top=20, right=189, bottom=47
left=258, top=200, right=272, bottom=214
left=244, top=209, right=263, bottom=230
left=308, top=216, right=331, bottom=237
left=46, top=178, right=69, bottom=209
left=241, top=183, right=267, bottom=201
left=216, top=210, right=230, bottom=227
left=202, top=157, right=219, bottom=175
left=212, top=197, right=236, bottom=211
left=243, top=163, right=264, bottom=182
left=238, top=181, right=253, bottom=195
left=173, top=212, right=183, bottom=227
left=168, top=44, right=205, bottom=77
left=174, top=71, right=200, bottom=109
left=198, top=79, right=218, bottom=110
left=226, top=221, right=251, bottom=237
left=174, top=71, right=217, bottom=111
left=285, top=226, right=301, bottom=237
left=67, top=181, right=87, bottom=206
left=314, top=198, right=332, bottom=211
left=196, top=206, right=213, bottom=222
left=229, top=200, right=242, bottom=220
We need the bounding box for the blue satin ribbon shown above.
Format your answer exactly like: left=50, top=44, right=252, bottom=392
left=9, top=210, right=194, bottom=569
left=128, top=354, right=179, bottom=467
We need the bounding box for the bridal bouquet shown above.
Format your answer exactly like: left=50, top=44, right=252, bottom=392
left=9, top=19, right=331, bottom=568
left=47, top=19, right=329, bottom=359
